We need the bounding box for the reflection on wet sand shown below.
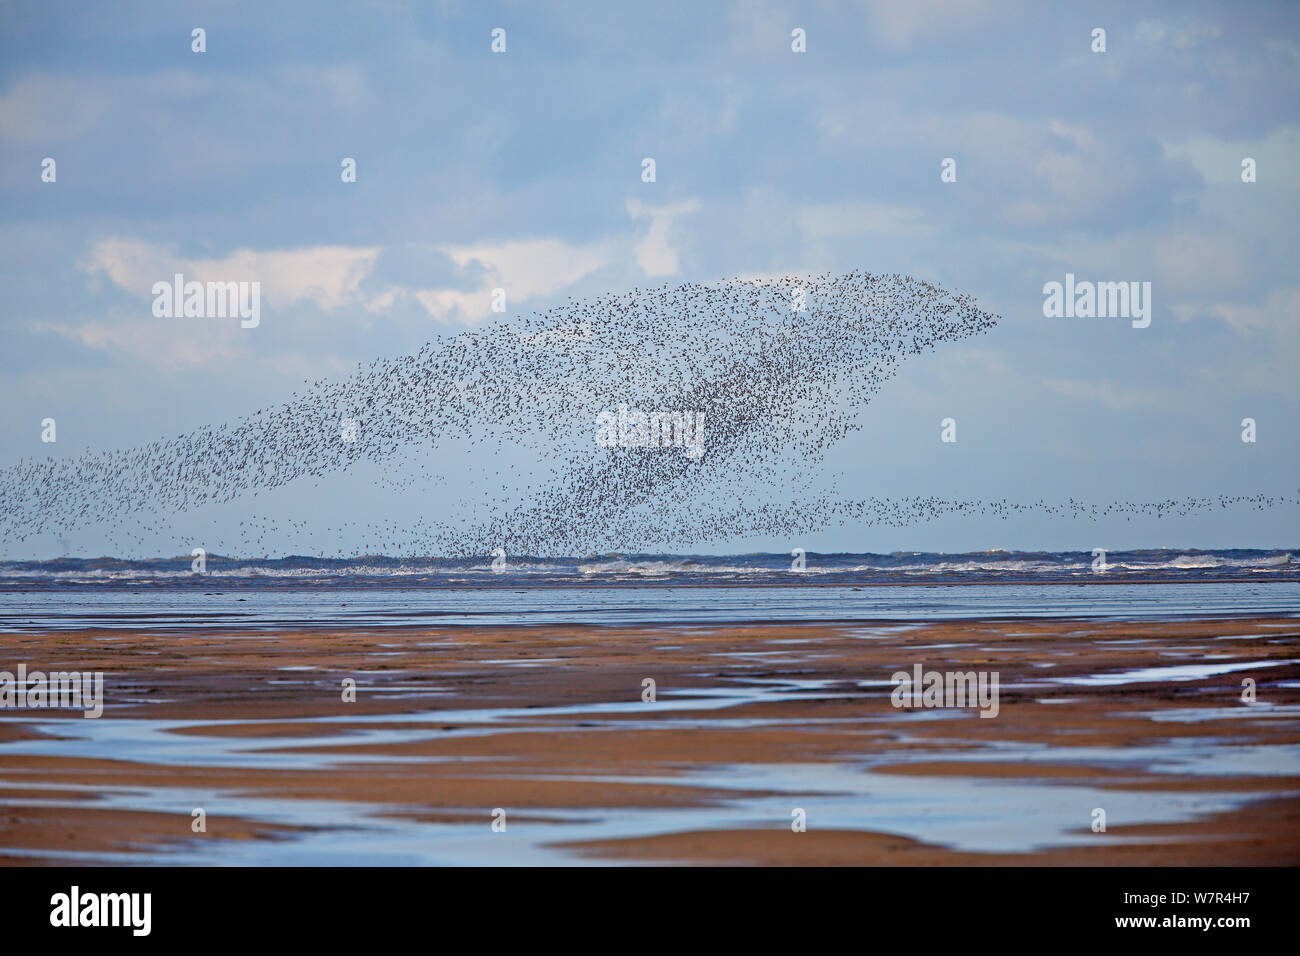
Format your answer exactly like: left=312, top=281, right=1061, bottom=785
left=1, top=617, right=1297, bottom=865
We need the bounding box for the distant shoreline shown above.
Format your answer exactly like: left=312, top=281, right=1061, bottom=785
left=2, top=575, right=1299, bottom=591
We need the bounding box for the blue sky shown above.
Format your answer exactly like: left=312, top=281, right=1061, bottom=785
left=1, top=0, right=1297, bottom=558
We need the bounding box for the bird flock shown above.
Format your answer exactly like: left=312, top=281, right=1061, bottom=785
left=0, top=271, right=1292, bottom=558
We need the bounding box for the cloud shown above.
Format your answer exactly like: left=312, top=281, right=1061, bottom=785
left=0, top=74, right=112, bottom=144
left=82, top=235, right=614, bottom=330
left=417, top=238, right=610, bottom=323
left=31, top=314, right=248, bottom=369
left=1162, top=126, right=1300, bottom=186
left=866, top=0, right=998, bottom=49
left=84, top=239, right=382, bottom=310
left=1003, top=119, right=1172, bottom=228
left=413, top=288, right=490, bottom=323
left=1135, top=19, right=1224, bottom=51
left=1153, top=232, right=1252, bottom=299
left=1041, top=377, right=1179, bottom=412
left=813, top=106, right=1194, bottom=232
left=798, top=200, right=930, bottom=240
left=59, top=239, right=383, bottom=368
left=626, top=199, right=701, bottom=277
left=1172, top=285, right=1300, bottom=336
left=1174, top=287, right=1300, bottom=401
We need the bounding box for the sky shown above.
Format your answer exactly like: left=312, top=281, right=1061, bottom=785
left=0, top=0, right=1297, bottom=559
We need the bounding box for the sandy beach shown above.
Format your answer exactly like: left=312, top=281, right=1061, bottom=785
left=1, top=616, right=1297, bottom=865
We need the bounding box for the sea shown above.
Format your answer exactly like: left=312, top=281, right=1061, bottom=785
left=0, top=548, right=1296, bottom=630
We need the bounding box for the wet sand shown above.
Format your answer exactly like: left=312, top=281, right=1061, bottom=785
left=1, top=616, right=1297, bottom=865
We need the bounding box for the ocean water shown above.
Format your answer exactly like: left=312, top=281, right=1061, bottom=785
left=0, top=549, right=1295, bottom=630
left=1, top=547, right=1294, bottom=587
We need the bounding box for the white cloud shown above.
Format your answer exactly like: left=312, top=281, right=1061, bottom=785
left=0, top=74, right=111, bottom=144
left=414, top=288, right=491, bottom=324
left=418, top=237, right=610, bottom=323
left=1047, top=119, right=1095, bottom=151
left=1041, top=377, right=1179, bottom=412
left=798, top=200, right=930, bottom=240
left=84, top=234, right=614, bottom=329
left=626, top=199, right=701, bottom=277
left=866, top=0, right=997, bottom=49
left=1162, top=126, right=1300, bottom=187
left=1135, top=19, right=1223, bottom=51
left=1172, top=285, right=1300, bottom=336
left=727, top=0, right=794, bottom=57
left=84, top=238, right=381, bottom=310
left=31, top=313, right=248, bottom=369
left=1153, top=232, right=1252, bottom=299
left=1176, top=287, right=1300, bottom=400
left=62, top=239, right=383, bottom=368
